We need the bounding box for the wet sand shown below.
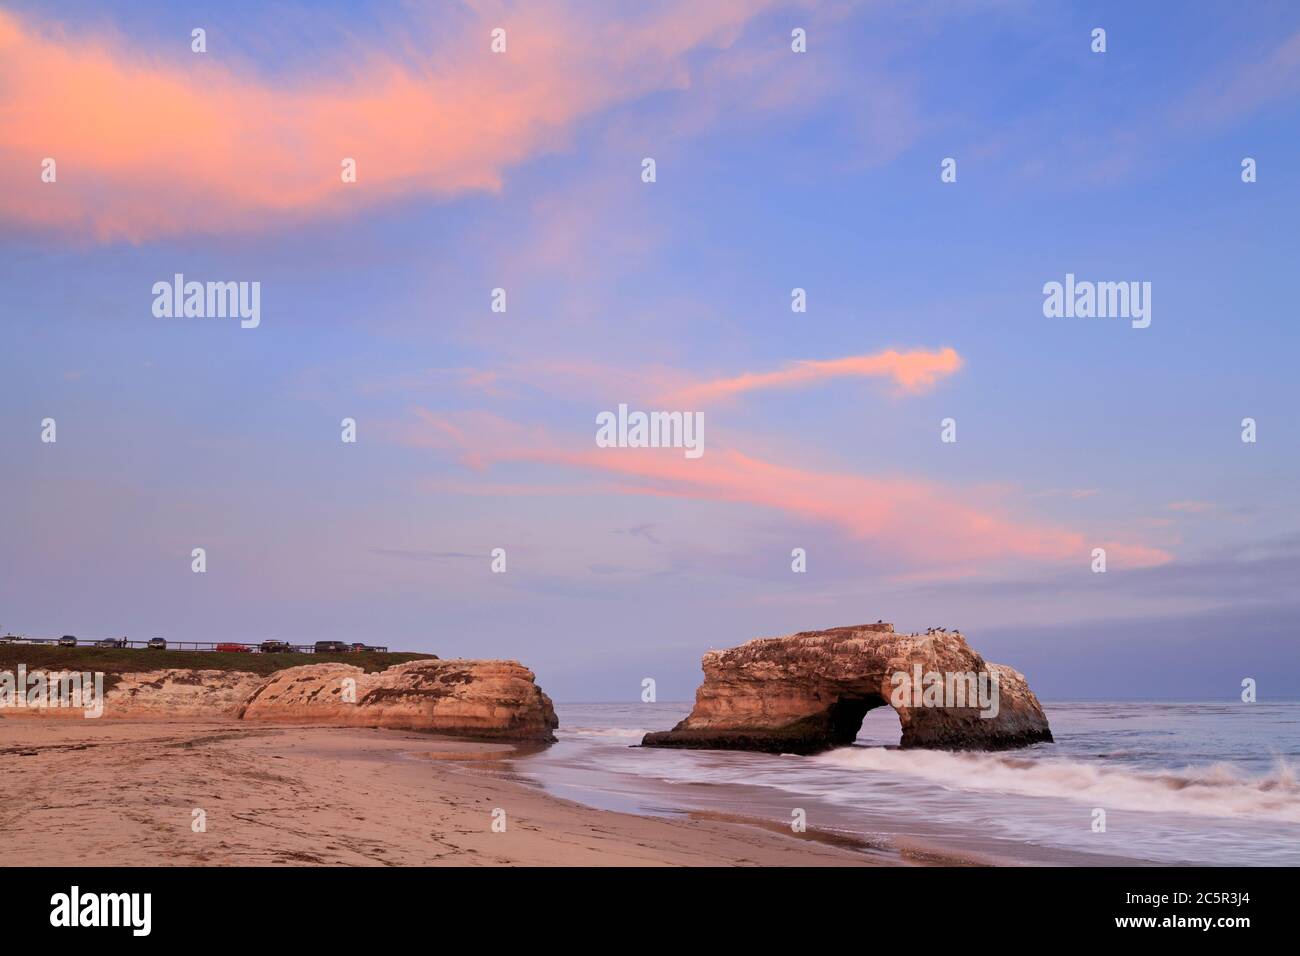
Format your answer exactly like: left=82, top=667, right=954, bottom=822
left=0, top=719, right=889, bottom=866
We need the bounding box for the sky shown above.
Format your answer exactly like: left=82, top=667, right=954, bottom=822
left=1, top=0, right=1298, bottom=701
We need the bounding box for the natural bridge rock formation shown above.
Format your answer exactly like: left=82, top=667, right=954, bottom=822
left=642, top=623, right=1052, bottom=754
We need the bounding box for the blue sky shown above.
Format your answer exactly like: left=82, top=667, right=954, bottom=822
left=2, top=1, right=1298, bottom=700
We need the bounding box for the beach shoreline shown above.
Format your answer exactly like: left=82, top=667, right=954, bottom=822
left=0, top=719, right=897, bottom=867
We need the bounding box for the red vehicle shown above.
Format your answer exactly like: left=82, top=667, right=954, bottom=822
left=214, top=642, right=251, bottom=653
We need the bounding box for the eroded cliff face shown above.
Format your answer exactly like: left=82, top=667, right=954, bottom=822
left=0, top=669, right=264, bottom=720
left=104, top=669, right=268, bottom=717
left=642, top=623, right=1052, bottom=754
left=1, top=659, right=558, bottom=741
left=240, top=659, right=559, bottom=741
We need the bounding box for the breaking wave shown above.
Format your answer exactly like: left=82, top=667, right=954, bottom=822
left=562, top=726, right=647, bottom=739
left=814, top=746, right=1300, bottom=823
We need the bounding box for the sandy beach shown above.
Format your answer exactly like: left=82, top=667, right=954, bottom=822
left=0, top=719, right=886, bottom=867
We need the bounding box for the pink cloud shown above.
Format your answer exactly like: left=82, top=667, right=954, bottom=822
left=0, top=2, right=779, bottom=241
left=663, top=347, right=963, bottom=405
left=403, top=408, right=1172, bottom=573
left=385, top=348, right=961, bottom=413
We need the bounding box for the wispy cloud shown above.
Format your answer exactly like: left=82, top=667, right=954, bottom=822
left=0, top=1, right=780, bottom=241
left=403, top=348, right=964, bottom=412
left=662, top=347, right=963, bottom=405
left=1174, top=28, right=1300, bottom=130
left=402, top=408, right=1171, bottom=575
left=614, top=523, right=662, bottom=545
left=369, top=548, right=478, bottom=563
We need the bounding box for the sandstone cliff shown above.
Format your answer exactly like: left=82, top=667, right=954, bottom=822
left=240, top=659, right=558, bottom=740
left=102, top=669, right=268, bottom=717
left=642, top=623, right=1051, bottom=754
left=1, top=658, right=558, bottom=742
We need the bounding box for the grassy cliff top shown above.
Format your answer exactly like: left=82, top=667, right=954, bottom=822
left=0, top=645, right=435, bottom=678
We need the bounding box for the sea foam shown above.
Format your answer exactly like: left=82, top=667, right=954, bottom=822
left=813, top=746, right=1300, bottom=823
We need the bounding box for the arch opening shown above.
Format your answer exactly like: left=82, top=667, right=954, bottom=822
left=821, top=692, right=897, bottom=748
left=850, top=695, right=903, bottom=748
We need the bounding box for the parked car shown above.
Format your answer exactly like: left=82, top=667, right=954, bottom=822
left=259, top=640, right=293, bottom=654
left=314, top=640, right=349, bottom=654
left=215, top=643, right=251, bottom=653
left=2, top=635, right=32, bottom=645
left=58, top=635, right=77, bottom=647
left=147, top=637, right=167, bottom=650
left=96, top=638, right=126, bottom=648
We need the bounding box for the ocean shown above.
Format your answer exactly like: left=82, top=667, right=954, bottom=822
left=514, top=700, right=1300, bottom=866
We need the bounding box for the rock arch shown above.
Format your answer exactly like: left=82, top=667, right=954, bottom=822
left=642, top=623, right=1052, bottom=754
